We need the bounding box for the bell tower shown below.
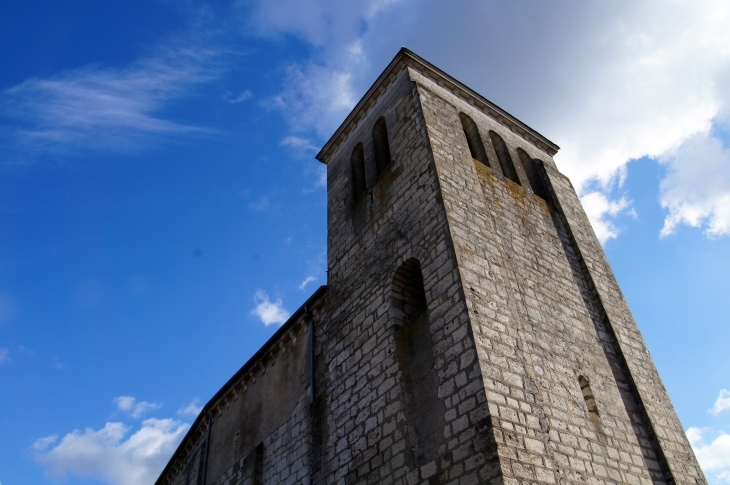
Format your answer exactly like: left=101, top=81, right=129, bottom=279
left=314, top=48, right=704, bottom=485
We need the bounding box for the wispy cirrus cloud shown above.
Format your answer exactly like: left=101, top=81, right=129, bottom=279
left=225, top=89, right=252, bottom=103
left=0, top=44, right=223, bottom=158
left=281, top=136, right=327, bottom=191
left=272, top=61, right=359, bottom=136
left=281, top=135, right=318, bottom=153
left=0, top=291, right=18, bottom=324
left=314, top=164, right=327, bottom=189
left=52, top=355, right=66, bottom=371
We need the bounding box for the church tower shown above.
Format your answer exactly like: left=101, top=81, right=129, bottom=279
left=155, top=49, right=705, bottom=485
left=314, top=48, right=704, bottom=485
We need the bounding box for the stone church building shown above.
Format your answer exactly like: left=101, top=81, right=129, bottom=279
left=155, top=49, right=704, bottom=485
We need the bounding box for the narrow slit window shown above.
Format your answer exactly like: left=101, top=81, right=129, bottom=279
left=459, top=113, right=489, bottom=166
left=517, top=148, right=550, bottom=201
left=351, top=143, right=366, bottom=201
left=578, top=375, right=600, bottom=420
left=372, top=117, right=392, bottom=177
left=489, top=131, right=521, bottom=185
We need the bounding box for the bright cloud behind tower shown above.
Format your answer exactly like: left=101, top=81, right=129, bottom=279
left=1, top=1, right=729, bottom=484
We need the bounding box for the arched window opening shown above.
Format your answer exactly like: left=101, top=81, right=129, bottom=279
left=579, top=376, right=600, bottom=421
left=351, top=143, right=366, bottom=201
left=517, top=148, right=550, bottom=201
left=391, top=258, right=427, bottom=325
left=489, top=131, right=521, bottom=185
left=372, top=117, right=392, bottom=177
left=459, top=113, right=489, bottom=167
left=392, top=258, right=444, bottom=467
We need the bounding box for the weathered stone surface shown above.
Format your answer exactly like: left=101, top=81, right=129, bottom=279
left=155, top=49, right=704, bottom=485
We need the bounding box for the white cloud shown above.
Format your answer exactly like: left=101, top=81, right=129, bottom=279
left=0, top=348, right=9, bottom=365
left=33, top=418, right=188, bottom=485
left=687, top=427, right=730, bottom=474
left=298, top=276, right=317, bottom=290
left=247, top=0, right=730, bottom=240
left=710, top=389, right=730, bottom=416
left=114, top=396, right=162, bottom=419
left=580, top=192, right=634, bottom=244
left=176, top=399, right=203, bottom=418
left=0, top=44, right=221, bottom=157
left=251, top=290, right=290, bottom=326
left=659, top=133, right=730, bottom=238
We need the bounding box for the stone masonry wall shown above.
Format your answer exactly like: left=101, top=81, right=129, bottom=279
left=321, top=68, right=500, bottom=484
left=209, top=390, right=312, bottom=485
left=412, top=68, right=704, bottom=485
left=544, top=168, right=704, bottom=483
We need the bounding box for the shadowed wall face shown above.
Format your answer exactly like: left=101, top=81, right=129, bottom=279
left=372, top=116, right=393, bottom=177
left=175, top=319, right=313, bottom=485
left=489, top=130, right=521, bottom=185
left=351, top=143, right=366, bottom=201
left=391, top=257, right=427, bottom=324
left=393, top=259, right=445, bottom=467
left=517, top=148, right=550, bottom=202
left=459, top=112, right=489, bottom=167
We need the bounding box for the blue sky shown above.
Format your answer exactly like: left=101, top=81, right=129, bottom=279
left=1, top=1, right=729, bottom=484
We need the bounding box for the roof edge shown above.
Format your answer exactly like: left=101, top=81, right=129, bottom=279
left=316, top=48, right=559, bottom=164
